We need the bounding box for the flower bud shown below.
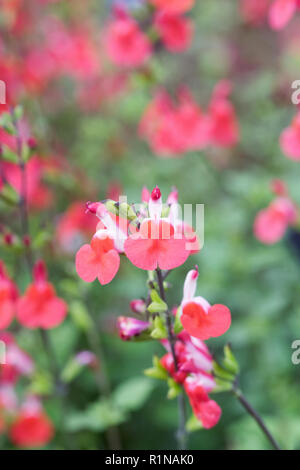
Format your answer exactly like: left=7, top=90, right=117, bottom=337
left=117, top=316, right=150, bottom=341
left=130, top=299, right=146, bottom=315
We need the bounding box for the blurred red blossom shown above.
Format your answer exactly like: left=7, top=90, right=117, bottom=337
left=104, top=9, right=152, bottom=67
left=16, top=260, right=67, bottom=329
left=154, top=11, right=193, bottom=52
left=280, top=111, right=300, bottom=160
left=0, top=333, right=34, bottom=384
left=56, top=202, right=97, bottom=253
left=10, top=397, right=54, bottom=448
left=150, top=0, right=195, bottom=14
left=0, top=261, right=18, bottom=330
left=269, top=0, right=300, bottom=30
left=139, top=82, right=239, bottom=156
left=254, top=194, right=298, bottom=244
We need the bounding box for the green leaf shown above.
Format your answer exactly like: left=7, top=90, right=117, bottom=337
left=212, top=377, right=234, bottom=393
left=66, top=399, right=127, bottom=432
left=28, top=370, right=54, bottom=396
left=213, top=361, right=235, bottom=382
left=148, top=291, right=167, bottom=313
left=167, top=378, right=182, bottom=399
left=186, top=414, right=203, bottom=432
left=0, top=183, right=19, bottom=205
left=173, top=307, right=183, bottom=335
left=69, top=301, right=93, bottom=332
left=144, top=355, right=168, bottom=380
left=61, top=359, right=83, bottom=383
left=150, top=315, right=167, bottom=339
left=222, top=344, right=239, bottom=375
left=113, top=377, right=155, bottom=412
left=1, top=145, right=18, bottom=163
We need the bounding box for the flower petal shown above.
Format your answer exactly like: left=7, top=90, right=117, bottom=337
left=124, top=237, right=158, bottom=271
left=97, top=249, right=120, bottom=285
left=75, top=244, right=98, bottom=282
left=269, top=0, right=297, bottom=29
left=157, top=238, right=189, bottom=270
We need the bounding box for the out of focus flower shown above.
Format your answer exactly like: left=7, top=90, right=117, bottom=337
left=0, top=384, right=17, bottom=434
left=154, top=11, right=193, bottom=52
left=75, top=351, right=98, bottom=368
left=124, top=187, right=190, bottom=270
left=130, top=299, right=146, bottom=314
left=208, top=80, right=239, bottom=148
left=104, top=9, right=152, bottom=67
left=0, top=333, right=34, bottom=384
left=56, top=202, right=97, bottom=253
left=269, top=0, right=300, bottom=30
left=240, top=0, right=270, bottom=26
left=16, top=260, right=67, bottom=329
left=254, top=193, right=298, bottom=244
left=280, top=111, right=300, bottom=160
left=139, top=83, right=238, bottom=157
left=107, top=181, right=123, bottom=202
left=0, top=261, right=18, bottom=330
left=10, top=402, right=54, bottom=448
left=117, top=316, right=150, bottom=340
left=150, top=0, right=195, bottom=14
left=2, top=156, right=52, bottom=210
left=180, top=268, right=231, bottom=340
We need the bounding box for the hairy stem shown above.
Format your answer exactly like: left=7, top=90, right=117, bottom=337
left=156, top=268, right=188, bottom=450
left=232, top=386, right=281, bottom=450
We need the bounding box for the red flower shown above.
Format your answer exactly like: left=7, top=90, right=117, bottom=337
left=16, top=261, right=67, bottom=329
left=2, top=156, right=52, bottom=210
left=184, top=376, right=221, bottom=429
left=76, top=233, right=120, bottom=285
left=254, top=197, right=298, bottom=244
left=280, top=112, right=300, bottom=161
left=10, top=411, right=54, bottom=448
left=241, top=0, right=270, bottom=26
left=0, top=261, right=18, bottom=330
left=155, top=11, right=193, bottom=52
left=124, top=187, right=189, bottom=270
left=0, top=333, right=34, bottom=384
left=105, top=10, right=152, bottom=67
left=150, top=0, right=195, bottom=14
left=208, top=81, right=239, bottom=148
left=269, top=0, right=299, bottom=30
left=180, top=268, right=231, bottom=340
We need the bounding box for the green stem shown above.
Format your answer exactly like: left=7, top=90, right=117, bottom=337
left=156, top=268, right=188, bottom=450
left=232, top=386, right=281, bottom=450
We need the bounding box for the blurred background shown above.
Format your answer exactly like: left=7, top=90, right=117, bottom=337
left=1, top=0, right=300, bottom=450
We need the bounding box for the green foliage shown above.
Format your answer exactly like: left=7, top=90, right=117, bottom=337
left=66, top=377, right=154, bottom=433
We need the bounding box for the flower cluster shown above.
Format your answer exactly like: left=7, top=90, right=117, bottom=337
left=75, top=187, right=232, bottom=430
left=254, top=180, right=299, bottom=244
left=76, top=187, right=198, bottom=285
left=104, top=1, right=194, bottom=68
left=139, top=81, right=239, bottom=156
left=241, top=0, right=300, bottom=29
left=116, top=267, right=231, bottom=429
